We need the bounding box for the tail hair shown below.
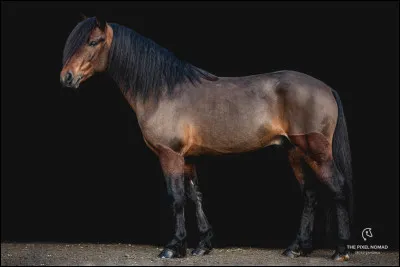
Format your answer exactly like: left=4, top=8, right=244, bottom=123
left=331, top=89, right=354, bottom=226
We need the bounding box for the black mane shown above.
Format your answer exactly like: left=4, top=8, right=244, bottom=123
left=62, top=17, right=218, bottom=100
left=107, top=23, right=218, bottom=100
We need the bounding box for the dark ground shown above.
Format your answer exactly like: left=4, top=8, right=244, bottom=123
left=1, top=243, right=399, bottom=266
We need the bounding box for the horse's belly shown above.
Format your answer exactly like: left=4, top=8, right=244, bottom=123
left=184, top=118, right=285, bottom=156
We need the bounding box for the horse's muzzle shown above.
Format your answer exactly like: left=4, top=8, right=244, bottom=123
left=60, top=71, right=81, bottom=89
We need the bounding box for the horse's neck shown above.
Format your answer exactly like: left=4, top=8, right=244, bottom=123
left=119, top=89, right=159, bottom=123
left=119, top=89, right=142, bottom=114
left=106, top=50, right=161, bottom=121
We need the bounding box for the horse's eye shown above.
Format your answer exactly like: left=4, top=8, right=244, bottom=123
left=89, top=41, right=98, bottom=47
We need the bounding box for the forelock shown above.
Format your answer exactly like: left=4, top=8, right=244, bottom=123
left=62, top=17, right=97, bottom=65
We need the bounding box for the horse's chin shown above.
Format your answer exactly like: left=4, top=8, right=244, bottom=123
left=66, top=83, right=80, bottom=91
left=73, top=74, right=93, bottom=89
left=70, top=76, right=86, bottom=90
left=71, top=84, right=80, bottom=90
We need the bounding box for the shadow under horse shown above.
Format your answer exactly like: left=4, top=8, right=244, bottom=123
left=60, top=16, right=354, bottom=261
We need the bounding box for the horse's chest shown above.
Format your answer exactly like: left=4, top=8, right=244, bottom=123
left=138, top=110, right=184, bottom=151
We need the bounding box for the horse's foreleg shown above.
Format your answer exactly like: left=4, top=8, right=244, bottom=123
left=283, top=147, right=317, bottom=258
left=184, top=163, right=213, bottom=256
left=157, top=145, right=187, bottom=258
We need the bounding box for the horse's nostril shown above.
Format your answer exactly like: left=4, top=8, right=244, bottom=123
left=65, top=71, right=73, bottom=84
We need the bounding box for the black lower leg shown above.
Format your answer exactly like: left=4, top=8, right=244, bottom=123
left=331, top=192, right=351, bottom=261
left=192, top=199, right=213, bottom=255
left=159, top=175, right=187, bottom=258
left=325, top=167, right=351, bottom=261
left=185, top=169, right=213, bottom=255
left=283, top=187, right=317, bottom=257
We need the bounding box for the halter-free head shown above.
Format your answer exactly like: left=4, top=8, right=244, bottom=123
left=60, top=16, right=113, bottom=89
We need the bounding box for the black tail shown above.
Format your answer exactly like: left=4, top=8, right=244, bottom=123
left=331, top=89, right=354, bottom=226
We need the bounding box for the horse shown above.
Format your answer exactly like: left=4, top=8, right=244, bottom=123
left=60, top=16, right=354, bottom=261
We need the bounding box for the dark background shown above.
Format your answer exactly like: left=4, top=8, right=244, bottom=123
left=1, top=1, right=399, bottom=250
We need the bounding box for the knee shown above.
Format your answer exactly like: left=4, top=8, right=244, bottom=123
left=173, top=194, right=186, bottom=211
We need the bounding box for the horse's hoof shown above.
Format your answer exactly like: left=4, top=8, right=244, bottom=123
left=331, top=251, right=350, bottom=261
left=191, top=247, right=212, bottom=256
left=282, top=248, right=302, bottom=258
left=158, top=247, right=186, bottom=259
left=158, top=248, right=176, bottom=259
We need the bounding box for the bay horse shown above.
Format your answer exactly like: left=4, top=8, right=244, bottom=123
left=60, top=17, right=353, bottom=261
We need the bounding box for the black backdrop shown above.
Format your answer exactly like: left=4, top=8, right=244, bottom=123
left=1, top=1, right=399, bottom=250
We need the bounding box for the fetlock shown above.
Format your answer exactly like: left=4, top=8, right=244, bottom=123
left=192, top=229, right=213, bottom=256
left=159, top=238, right=187, bottom=258
left=331, top=242, right=350, bottom=261
left=282, top=240, right=313, bottom=258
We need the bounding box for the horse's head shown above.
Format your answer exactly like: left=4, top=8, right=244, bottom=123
left=60, top=17, right=113, bottom=89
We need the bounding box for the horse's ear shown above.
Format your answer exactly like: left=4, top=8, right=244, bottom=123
left=80, top=13, right=87, bottom=21
left=96, top=16, right=106, bottom=31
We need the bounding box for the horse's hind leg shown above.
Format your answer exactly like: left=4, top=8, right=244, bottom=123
left=292, top=133, right=350, bottom=261
left=157, top=145, right=187, bottom=259
left=325, top=165, right=351, bottom=261
left=184, top=163, right=213, bottom=256
left=306, top=160, right=350, bottom=261
left=283, top=146, right=318, bottom=258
